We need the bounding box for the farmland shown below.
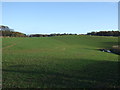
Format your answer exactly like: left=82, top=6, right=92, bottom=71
left=2, top=35, right=119, bottom=88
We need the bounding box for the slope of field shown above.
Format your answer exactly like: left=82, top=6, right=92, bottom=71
left=2, top=35, right=119, bottom=88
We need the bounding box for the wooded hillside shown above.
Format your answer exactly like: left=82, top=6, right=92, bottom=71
left=0, top=25, right=26, bottom=37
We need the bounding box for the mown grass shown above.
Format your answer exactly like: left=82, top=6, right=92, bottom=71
left=2, top=35, right=119, bottom=88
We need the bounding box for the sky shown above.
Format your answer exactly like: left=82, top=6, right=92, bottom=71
left=2, top=2, right=118, bottom=34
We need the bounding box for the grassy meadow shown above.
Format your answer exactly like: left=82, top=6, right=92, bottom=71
left=2, top=35, right=119, bottom=88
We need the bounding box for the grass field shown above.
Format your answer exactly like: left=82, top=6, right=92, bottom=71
left=2, top=35, right=119, bottom=88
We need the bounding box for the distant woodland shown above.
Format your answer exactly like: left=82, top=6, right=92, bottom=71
left=0, top=25, right=26, bottom=37
left=87, top=31, right=120, bottom=36
left=0, top=25, right=120, bottom=37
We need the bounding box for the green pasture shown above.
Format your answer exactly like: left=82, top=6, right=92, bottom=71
left=2, top=35, right=119, bottom=88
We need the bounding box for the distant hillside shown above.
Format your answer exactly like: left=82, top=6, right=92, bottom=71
left=0, top=25, right=26, bottom=37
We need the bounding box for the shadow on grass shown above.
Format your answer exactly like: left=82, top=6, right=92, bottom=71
left=2, top=59, right=120, bottom=88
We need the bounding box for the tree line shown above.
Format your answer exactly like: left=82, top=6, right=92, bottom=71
left=0, top=25, right=78, bottom=37
left=0, top=30, right=26, bottom=37
left=0, top=30, right=77, bottom=37
left=29, top=33, right=77, bottom=37
left=0, top=25, right=26, bottom=37
left=87, top=31, right=120, bottom=36
left=0, top=25, right=119, bottom=37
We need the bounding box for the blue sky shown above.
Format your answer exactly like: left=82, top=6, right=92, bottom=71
left=2, top=2, right=118, bottom=34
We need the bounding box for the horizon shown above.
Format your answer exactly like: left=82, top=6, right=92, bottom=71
left=2, top=2, right=118, bottom=34
left=0, top=25, right=118, bottom=35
